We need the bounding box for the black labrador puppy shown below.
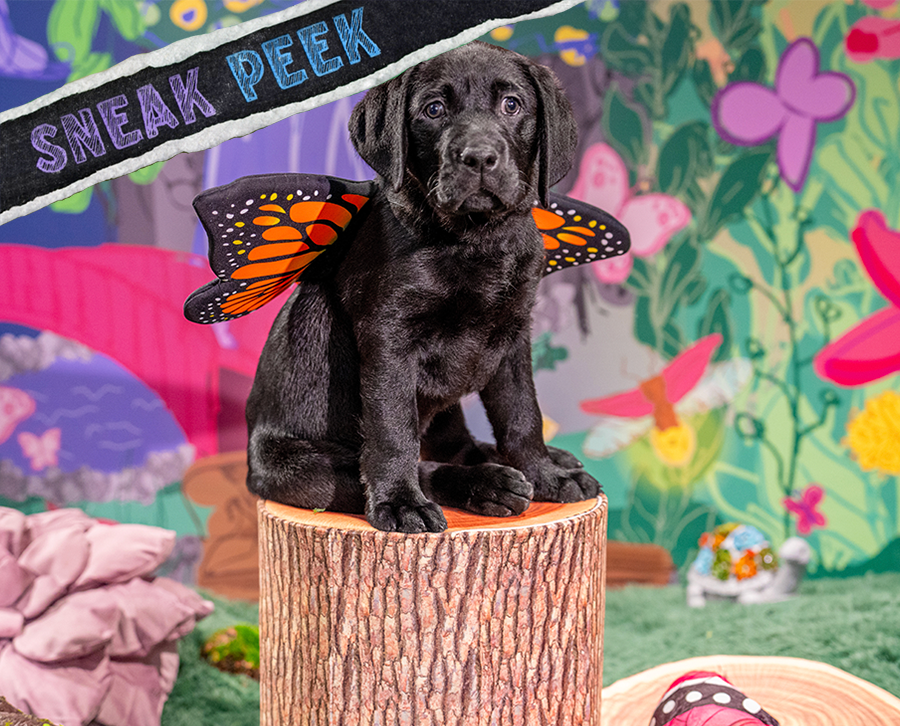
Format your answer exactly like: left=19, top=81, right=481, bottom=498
left=245, top=41, right=600, bottom=533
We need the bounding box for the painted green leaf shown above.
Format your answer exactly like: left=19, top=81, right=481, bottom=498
left=50, top=187, right=93, bottom=214
left=99, top=0, right=144, bottom=40
left=841, top=60, right=900, bottom=157
left=629, top=257, right=651, bottom=295
left=49, top=0, right=102, bottom=80
left=602, top=85, right=647, bottom=169
left=698, top=150, right=771, bottom=241
left=661, top=318, right=685, bottom=359
left=660, top=235, right=702, bottom=308
left=683, top=277, right=707, bottom=307
left=657, top=121, right=714, bottom=200
left=698, top=288, right=733, bottom=362
left=816, top=137, right=885, bottom=214
left=730, top=47, right=766, bottom=84
left=660, top=4, right=693, bottom=97
left=128, top=161, right=166, bottom=186
left=692, top=59, right=717, bottom=108
left=711, top=0, right=764, bottom=54
left=617, top=0, right=648, bottom=38
left=601, top=23, right=652, bottom=76
left=532, top=332, right=568, bottom=372
left=634, top=295, right=658, bottom=351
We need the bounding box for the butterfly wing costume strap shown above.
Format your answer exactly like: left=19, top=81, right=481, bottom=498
left=184, top=174, right=376, bottom=324
left=184, top=175, right=630, bottom=324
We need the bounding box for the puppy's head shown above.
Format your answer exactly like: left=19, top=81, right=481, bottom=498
left=349, top=42, right=577, bottom=219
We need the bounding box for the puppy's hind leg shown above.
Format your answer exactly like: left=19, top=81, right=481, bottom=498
left=421, top=402, right=584, bottom=471
left=247, top=426, right=366, bottom=514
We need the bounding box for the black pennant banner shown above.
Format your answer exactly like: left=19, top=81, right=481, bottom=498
left=0, top=0, right=578, bottom=225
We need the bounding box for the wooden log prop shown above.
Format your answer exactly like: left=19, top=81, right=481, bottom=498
left=258, top=496, right=607, bottom=725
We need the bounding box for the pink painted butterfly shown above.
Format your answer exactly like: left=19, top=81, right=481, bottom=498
left=18, top=427, right=61, bottom=471
left=579, top=334, right=751, bottom=465
left=782, top=485, right=827, bottom=536
left=184, top=174, right=630, bottom=324
left=568, top=142, right=691, bottom=285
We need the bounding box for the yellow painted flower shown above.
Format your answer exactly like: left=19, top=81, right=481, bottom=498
left=846, top=390, right=900, bottom=474
left=491, top=25, right=514, bottom=42
left=649, top=422, right=696, bottom=467
left=555, top=26, right=590, bottom=67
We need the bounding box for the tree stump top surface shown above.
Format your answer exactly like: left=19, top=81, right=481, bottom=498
left=263, top=497, right=603, bottom=532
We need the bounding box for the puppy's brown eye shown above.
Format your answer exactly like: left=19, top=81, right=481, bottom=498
left=424, top=101, right=445, bottom=119
left=501, top=97, right=521, bottom=115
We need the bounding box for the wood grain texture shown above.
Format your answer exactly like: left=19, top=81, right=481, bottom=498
left=601, top=655, right=900, bottom=726
left=259, top=497, right=607, bottom=726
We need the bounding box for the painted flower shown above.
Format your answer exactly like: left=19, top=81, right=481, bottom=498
left=693, top=546, right=714, bottom=576
left=712, top=38, right=855, bottom=192
left=845, top=16, right=900, bottom=63
left=846, top=390, right=900, bottom=474
left=568, top=143, right=691, bottom=285
left=759, top=547, right=778, bottom=571
left=730, top=524, right=766, bottom=551
left=814, top=210, right=900, bottom=386
left=783, top=484, right=827, bottom=536
left=711, top=548, right=732, bottom=580
left=734, top=552, right=758, bottom=581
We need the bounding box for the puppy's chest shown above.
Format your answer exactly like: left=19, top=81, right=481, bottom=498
left=407, top=257, right=533, bottom=341
left=408, top=261, right=535, bottom=395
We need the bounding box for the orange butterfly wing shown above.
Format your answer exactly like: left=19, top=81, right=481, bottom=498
left=184, top=175, right=375, bottom=324
left=185, top=178, right=629, bottom=324
left=533, top=192, right=630, bottom=276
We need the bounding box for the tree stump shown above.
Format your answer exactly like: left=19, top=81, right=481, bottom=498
left=258, top=496, right=607, bottom=726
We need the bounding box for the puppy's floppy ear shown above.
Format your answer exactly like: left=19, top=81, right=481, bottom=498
left=526, top=62, right=578, bottom=207
left=349, top=72, right=410, bottom=191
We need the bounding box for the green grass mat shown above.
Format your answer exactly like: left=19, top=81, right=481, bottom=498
left=162, top=572, right=900, bottom=724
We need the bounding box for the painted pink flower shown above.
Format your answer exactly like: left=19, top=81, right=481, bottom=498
left=846, top=16, right=900, bottom=63
left=814, top=210, right=900, bottom=386
left=712, top=38, right=855, bottom=192
left=783, top=484, right=827, bottom=536
left=568, top=143, right=691, bottom=284
left=0, top=386, right=34, bottom=445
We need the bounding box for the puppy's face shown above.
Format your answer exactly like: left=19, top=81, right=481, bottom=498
left=349, top=42, right=578, bottom=220
left=405, top=44, right=539, bottom=218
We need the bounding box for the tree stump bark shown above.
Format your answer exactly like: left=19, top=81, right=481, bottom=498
left=258, top=496, right=607, bottom=726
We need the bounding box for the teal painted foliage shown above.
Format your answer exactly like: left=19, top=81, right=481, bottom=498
left=525, top=0, right=899, bottom=573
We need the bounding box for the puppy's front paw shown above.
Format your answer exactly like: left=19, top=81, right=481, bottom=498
left=547, top=445, right=583, bottom=470
left=464, top=463, right=534, bottom=517
left=367, top=497, right=447, bottom=533
left=528, top=460, right=601, bottom=503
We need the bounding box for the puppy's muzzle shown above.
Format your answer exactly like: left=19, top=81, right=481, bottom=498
left=433, top=120, right=520, bottom=215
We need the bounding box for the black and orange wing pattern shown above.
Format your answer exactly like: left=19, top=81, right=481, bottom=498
left=184, top=174, right=375, bottom=324
left=536, top=192, right=630, bottom=276
left=184, top=176, right=629, bottom=325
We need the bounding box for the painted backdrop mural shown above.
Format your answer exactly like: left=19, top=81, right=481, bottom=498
left=1, top=0, right=898, bottom=586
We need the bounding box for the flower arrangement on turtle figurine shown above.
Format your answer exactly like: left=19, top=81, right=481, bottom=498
left=693, top=523, right=779, bottom=582
left=686, top=523, right=810, bottom=608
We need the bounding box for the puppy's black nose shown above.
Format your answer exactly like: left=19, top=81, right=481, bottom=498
left=460, top=145, right=499, bottom=172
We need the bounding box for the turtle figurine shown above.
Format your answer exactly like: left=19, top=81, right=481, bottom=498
left=686, top=523, right=811, bottom=608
